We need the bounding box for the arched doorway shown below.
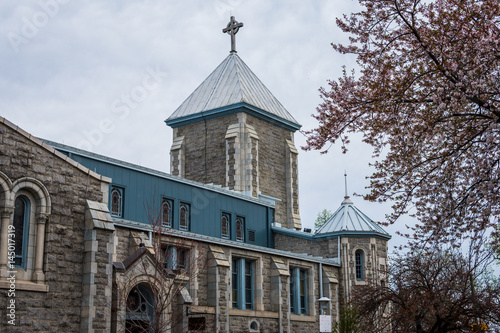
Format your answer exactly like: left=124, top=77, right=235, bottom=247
left=126, top=283, right=155, bottom=332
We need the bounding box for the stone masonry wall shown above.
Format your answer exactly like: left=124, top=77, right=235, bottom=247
left=274, top=233, right=339, bottom=259
left=172, top=113, right=297, bottom=226
left=173, top=114, right=238, bottom=186
left=245, top=115, right=294, bottom=226
left=0, top=121, right=106, bottom=332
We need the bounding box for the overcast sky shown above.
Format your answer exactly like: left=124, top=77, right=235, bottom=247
left=1, top=0, right=411, bottom=248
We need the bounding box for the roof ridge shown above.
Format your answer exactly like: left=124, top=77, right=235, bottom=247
left=166, top=53, right=301, bottom=129
left=201, top=53, right=233, bottom=112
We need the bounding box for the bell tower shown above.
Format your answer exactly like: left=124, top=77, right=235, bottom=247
left=165, top=17, right=302, bottom=230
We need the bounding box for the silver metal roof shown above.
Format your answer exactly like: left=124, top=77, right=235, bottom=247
left=167, top=52, right=299, bottom=125
left=315, top=196, right=390, bottom=237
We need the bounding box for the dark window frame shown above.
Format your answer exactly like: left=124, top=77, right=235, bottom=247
left=290, top=267, right=308, bottom=315
left=110, top=186, right=124, bottom=217
left=179, top=202, right=190, bottom=231
left=221, top=212, right=231, bottom=239
left=161, top=198, right=174, bottom=228
left=232, top=257, right=254, bottom=310
left=13, top=195, right=30, bottom=269
left=236, top=216, right=245, bottom=242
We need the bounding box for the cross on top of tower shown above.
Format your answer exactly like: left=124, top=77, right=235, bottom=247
left=223, top=16, right=243, bottom=53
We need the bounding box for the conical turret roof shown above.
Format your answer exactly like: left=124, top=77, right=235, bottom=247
left=315, top=196, right=391, bottom=239
left=165, top=53, right=301, bottom=130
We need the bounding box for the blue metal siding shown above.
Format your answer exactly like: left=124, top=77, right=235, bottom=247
left=66, top=153, right=272, bottom=247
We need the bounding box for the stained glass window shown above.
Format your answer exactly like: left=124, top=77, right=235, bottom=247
left=111, top=187, right=123, bottom=217
left=221, top=213, right=230, bottom=239
left=180, top=203, right=190, bottom=231
left=236, top=216, right=245, bottom=242
left=161, top=199, right=173, bottom=228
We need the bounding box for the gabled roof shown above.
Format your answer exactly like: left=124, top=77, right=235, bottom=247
left=0, top=117, right=110, bottom=184
left=314, top=196, right=391, bottom=240
left=165, top=52, right=301, bottom=130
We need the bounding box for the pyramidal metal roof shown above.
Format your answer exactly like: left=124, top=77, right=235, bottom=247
left=314, top=196, right=391, bottom=239
left=165, top=52, right=300, bottom=129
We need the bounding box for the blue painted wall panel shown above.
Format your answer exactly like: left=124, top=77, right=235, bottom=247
left=65, top=152, right=272, bottom=247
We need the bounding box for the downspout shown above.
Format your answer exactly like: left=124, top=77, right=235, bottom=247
left=338, top=236, right=341, bottom=264
left=318, top=263, right=332, bottom=317
left=319, top=263, right=323, bottom=298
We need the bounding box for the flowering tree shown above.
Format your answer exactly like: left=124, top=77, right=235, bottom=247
left=350, top=243, right=500, bottom=332
left=304, top=0, right=500, bottom=245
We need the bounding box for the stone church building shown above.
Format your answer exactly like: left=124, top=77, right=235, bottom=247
left=0, top=17, right=390, bottom=333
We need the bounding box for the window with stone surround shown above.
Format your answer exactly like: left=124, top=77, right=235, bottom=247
left=161, top=198, right=173, bottom=228
left=162, top=245, right=189, bottom=271
left=0, top=175, right=51, bottom=292
left=232, top=257, right=254, bottom=310
left=355, top=249, right=364, bottom=280
left=179, top=203, right=190, bottom=231
left=221, top=212, right=230, bottom=239
left=236, top=216, right=245, bottom=242
left=13, top=195, right=30, bottom=269
left=110, top=186, right=124, bottom=217
left=290, top=267, right=308, bottom=315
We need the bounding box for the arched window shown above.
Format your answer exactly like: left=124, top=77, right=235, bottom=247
left=221, top=213, right=230, bottom=239
left=161, top=199, right=172, bottom=228
left=111, top=187, right=123, bottom=217
left=179, top=203, right=190, bottom=231
left=236, top=217, right=245, bottom=242
left=126, top=284, right=155, bottom=332
left=13, top=195, right=30, bottom=268
left=355, top=250, right=364, bottom=280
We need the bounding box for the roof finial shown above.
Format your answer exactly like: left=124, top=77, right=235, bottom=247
left=344, top=171, right=348, bottom=198
left=223, top=16, right=243, bottom=53
left=342, top=171, right=353, bottom=204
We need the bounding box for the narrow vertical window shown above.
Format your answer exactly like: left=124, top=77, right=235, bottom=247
left=290, top=268, right=295, bottom=313
left=179, top=203, right=190, bottom=231
left=290, top=267, right=308, bottom=315
left=355, top=250, right=364, bottom=280
left=165, top=246, right=178, bottom=270
left=13, top=195, right=30, bottom=268
left=161, top=199, right=173, bottom=228
left=299, top=269, right=307, bottom=314
left=232, top=258, right=239, bottom=309
left=163, top=246, right=189, bottom=271
left=232, top=258, right=254, bottom=310
left=244, top=260, right=253, bottom=309
left=236, top=216, right=245, bottom=242
left=177, top=248, right=189, bottom=271
left=221, top=213, right=230, bottom=239
left=110, top=186, right=124, bottom=217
